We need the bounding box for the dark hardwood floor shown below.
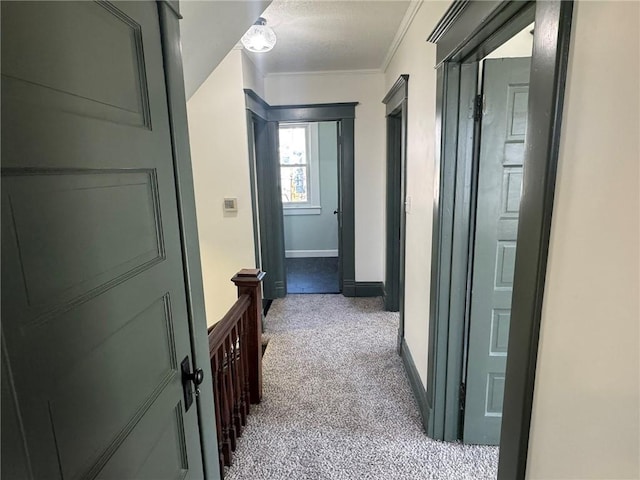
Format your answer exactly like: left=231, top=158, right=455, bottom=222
left=286, top=257, right=340, bottom=294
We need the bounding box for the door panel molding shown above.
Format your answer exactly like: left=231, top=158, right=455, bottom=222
left=463, top=57, right=531, bottom=446
left=1, top=2, right=211, bottom=478
left=1, top=1, right=152, bottom=128
left=3, top=168, right=165, bottom=328
left=425, top=1, right=574, bottom=478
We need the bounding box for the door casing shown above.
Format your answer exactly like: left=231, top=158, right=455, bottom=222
left=382, top=75, right=409, bottom=348
left=422, top=1, right=574, bottom=479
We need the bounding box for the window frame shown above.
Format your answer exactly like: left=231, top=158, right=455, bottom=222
left=278, top=122, right=321, bottom=215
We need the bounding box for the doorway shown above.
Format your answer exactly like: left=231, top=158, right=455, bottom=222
left=383, top=75, right=409, bottom=316
left=462, top=25, right=534, bottom=446
left=425, top=1, right=574, bottom=478
left=244, top=91, right=357, bottom=300
left=427, top=11, right=536, bottom=447
left=384, top=111, right=403, bottom=311
left=382, top=75, right=409, bottom=351
left=279, top=121, right=341, bottom=294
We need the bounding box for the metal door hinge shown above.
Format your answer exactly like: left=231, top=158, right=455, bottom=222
left=473, top=94, right=484, bottom=121
left=459, top=382, right=466, bottom=413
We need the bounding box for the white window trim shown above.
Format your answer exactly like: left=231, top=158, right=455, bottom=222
left=280, top=122, right=321, bottom=216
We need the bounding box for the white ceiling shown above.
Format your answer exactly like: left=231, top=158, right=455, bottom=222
left=179, top=0, right=414, bottom=98
left=245, top=0, right=412, bottom=75
left=180, top=0, right=272, bottom=98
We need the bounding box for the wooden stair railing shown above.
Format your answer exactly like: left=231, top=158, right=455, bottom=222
left=207, top=269, right=265, bottom=476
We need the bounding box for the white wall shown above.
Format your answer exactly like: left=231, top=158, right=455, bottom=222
left=180, top=0, right=271, bottom=99
left=527, top=1, right=640, bottom=478
left=242, top=50, right=266, bottom=98
left=265, top=71, right=387, bottom=281
left=383, top=0, right=450, bottom=385
left=187, top=49, right=256, bottom=326
left=486, top=22, right=533, bottom=59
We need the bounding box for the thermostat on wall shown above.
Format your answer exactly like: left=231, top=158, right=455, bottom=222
left=223, top=198, right=238, bottom=213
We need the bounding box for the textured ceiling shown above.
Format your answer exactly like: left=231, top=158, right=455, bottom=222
left=181, top=0, right=271, bottom=98
left=246, top=0, right=412, bottom=75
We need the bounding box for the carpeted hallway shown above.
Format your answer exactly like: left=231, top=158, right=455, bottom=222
left=225, top=295, right=498, bottom=480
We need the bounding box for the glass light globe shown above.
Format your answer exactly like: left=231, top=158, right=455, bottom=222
left=241, top=18, right=276, bottom=53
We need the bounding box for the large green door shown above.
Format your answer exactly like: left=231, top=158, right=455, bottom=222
left=253, top=118, right=287, bottom=300
left=463, top=57, right=531, bottom=445
left=1, top=2, right=206, bottom=478
left=385, top=113, right=402, bottom=312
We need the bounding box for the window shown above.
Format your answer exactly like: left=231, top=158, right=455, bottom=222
left=279, top=123, right=320, bottom=215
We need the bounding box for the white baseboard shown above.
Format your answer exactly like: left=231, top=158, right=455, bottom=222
left=285, top=249, right=338, bottom=258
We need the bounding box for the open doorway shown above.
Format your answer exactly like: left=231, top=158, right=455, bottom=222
left=279, top=121, right=341, bottom=294
left=462, top=23, right=534, bottom=446
left=383, top=76, right=408, bottom=317
left=244, top=92, right=357, bottom=300
left=424, top=1, right=574, bottom=477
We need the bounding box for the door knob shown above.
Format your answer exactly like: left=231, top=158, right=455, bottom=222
left=187, top=368, right=204, bottom=386
left=333, top=210, right=340, bottom=215
left=181, top=356, right=203, bottom=412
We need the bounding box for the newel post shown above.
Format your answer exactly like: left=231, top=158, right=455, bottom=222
left=231, top=269, right=265, bottom=404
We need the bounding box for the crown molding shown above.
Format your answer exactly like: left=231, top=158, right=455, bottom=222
left=380, top=0, right=424, bottom=73
left=265, top=68, right=382, bottom=79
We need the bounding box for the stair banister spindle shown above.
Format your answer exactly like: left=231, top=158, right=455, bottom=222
left=208, top=269, right=265, bottom=476
left=231, top=269, right=265, bottom=404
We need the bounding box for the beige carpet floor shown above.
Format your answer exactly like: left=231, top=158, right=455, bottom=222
left=225, top=294, right=498, bottom=480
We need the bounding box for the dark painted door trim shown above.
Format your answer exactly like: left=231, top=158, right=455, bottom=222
left=382, top=75, right=409, bottom=350
left=157, top=2, right=218, bottom=477
left=425, top=1, right=574, bottom=479
left=249, top=113, right=287, bottom=300
left=244, top=90, right=358, bottom=297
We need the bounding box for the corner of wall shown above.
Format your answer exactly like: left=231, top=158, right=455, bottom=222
left=186, top=49, right=256, bottom=326
left=241, top=50, right=266, bottom=99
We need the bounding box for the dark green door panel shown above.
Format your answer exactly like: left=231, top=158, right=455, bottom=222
left=463, top=57, right=531, bottom=445
left=1, top=2, right=204, bottom=478
left=385, top=114, right=402, bottom=312
left=253, top=118, right=287, bottom=299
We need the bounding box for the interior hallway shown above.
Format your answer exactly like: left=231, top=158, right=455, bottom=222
left=225, top=295, right=498, bottom=479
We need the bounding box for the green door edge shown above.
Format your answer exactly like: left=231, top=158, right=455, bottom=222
left=158, top=3, right=220, bottom=478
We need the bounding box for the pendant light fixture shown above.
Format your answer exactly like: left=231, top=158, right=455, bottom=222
left=241, top=17, right=277, bottom=53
